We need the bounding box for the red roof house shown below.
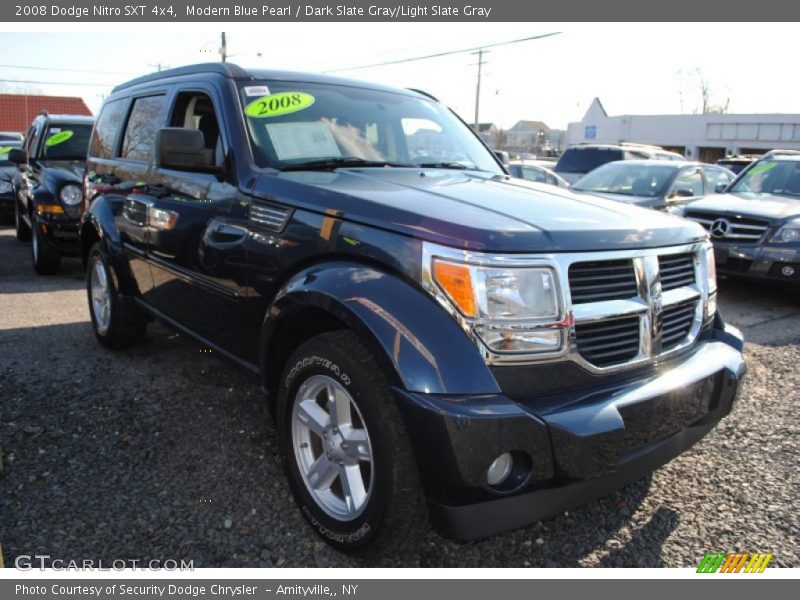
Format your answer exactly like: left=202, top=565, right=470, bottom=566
left=0, top=94, right=93, bottom=133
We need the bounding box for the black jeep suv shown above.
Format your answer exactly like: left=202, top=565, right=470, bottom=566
left=684, top=150, right=800, bottom=288
left=10, top=112, right=94, bottom=274
left=80, top=63, right=745, bottom=554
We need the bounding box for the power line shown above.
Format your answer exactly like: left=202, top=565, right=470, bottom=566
left=323, top=32, right=561, bottom=73
left=0, top=63, right=135, bottom=76
left=0, top=78, right=113, bottom=87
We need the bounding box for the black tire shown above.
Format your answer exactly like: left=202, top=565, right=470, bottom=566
left=277, top=330, right=428, bottom=556
left=31, top=214, right=61, bottom=275
left=14, top=199, right=31, bottom=242
left=86, top=242, right=147, bottom=349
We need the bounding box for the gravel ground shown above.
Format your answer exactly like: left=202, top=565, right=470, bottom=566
left=0, top=225, right=798, bottom=568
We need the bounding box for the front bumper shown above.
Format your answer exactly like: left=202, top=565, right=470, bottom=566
left=714, top=242, right=800, bottom=285
left=0, top=193, right=13, bottom=219
left=34, top=213, right=80, bottom=255
left=396, top=321, right=746, bottom=540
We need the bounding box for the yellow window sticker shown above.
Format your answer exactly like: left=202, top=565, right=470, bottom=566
left=0, top=146, right=13, bottom=155
left=245, top=92, right=315, bottom=118
left=747, top=162, right=777, bottom=177
left=45, top=130, right=74, bottom=147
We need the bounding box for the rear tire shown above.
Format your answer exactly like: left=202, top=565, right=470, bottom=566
left=15, top=200, right=31, bottom=242
left=87, top=242, right=147, bottom=349
left=277, top=330, right=428, bottom=556
left=31, top=214, right=61, bottom=275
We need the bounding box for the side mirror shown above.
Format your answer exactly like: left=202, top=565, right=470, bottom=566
left=714, top=183, right=728, bottom=194
left=8, top=149, right=27, bottom=164
left=672, top=188, right=695, bottom=198
left=155, top=128, right=215, bottom=172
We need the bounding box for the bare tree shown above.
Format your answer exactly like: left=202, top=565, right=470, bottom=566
left=678, top=68, right=730, bottom=115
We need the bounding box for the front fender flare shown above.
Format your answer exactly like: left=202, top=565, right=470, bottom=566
left=80, top=195, right=139, bottom=297
left=261, top=262, right=501, bottom=395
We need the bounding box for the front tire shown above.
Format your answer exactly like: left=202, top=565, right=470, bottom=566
left=87, top=242, right=147, bottom=349
left=31, top=214, right=61, bottom=275
left=277, top=330, right=427, bottom=555
left=15, top=200, right=31, bottom=242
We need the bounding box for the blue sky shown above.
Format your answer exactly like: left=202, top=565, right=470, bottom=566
left=1, top=24, right=797, bottom=130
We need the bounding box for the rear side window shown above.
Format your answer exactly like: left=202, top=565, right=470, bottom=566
left=90, top=98, right=127, bottom=159
left=555, top=148, right=623, bottom=174
left=121, top=95, right=167, bottom=162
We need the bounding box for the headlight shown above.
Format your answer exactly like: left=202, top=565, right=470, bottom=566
left=59, top=184, right=82, bottom=206
left=428, top=249, right=564, bottom=355
left=773, top=220, right=800, bottom=243
left=0, top=181, right=11, bottom=194
left=701, top=241, right=717, bottom=319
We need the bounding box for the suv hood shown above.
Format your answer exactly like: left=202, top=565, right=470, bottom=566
left=262, top=168, right=704, bottom=252
left=685, top=192, right=800, bottom=222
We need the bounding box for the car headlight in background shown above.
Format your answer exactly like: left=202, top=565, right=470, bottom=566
left=772, top=220, right=800, bottom=243
left=0, top=181, right=11, bottom=194
left=59, top=184, right=82, bottom=206
left=429, top=251, right=563, bottom=355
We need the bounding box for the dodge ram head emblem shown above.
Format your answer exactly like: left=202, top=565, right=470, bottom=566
left=649, top=280, right=664, bottom=354
left=710, top=218, right=731, bottom=239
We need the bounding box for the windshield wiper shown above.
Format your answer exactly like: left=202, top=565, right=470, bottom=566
left=280, top=157, right=413, bottom=171
left=415, top=161, right=475, bottom=170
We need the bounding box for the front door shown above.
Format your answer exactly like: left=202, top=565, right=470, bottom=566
left=145, top=87, right=253, bottom=361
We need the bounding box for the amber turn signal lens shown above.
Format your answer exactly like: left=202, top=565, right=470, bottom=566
left=433, top=260, right=477, bottom=317
left=36, top=204, right=65, bottom=215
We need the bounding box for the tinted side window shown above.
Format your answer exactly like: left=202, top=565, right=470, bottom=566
left=90, top=98, right=126, bottom=158
left=555, top=148, right=624, bottom=174
left=121, top=95, right=167, bottom=162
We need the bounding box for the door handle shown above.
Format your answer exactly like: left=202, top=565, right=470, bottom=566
left=204, top=221, right=248, bottom=248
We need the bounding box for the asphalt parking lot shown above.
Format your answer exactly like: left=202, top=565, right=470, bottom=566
left=0, top=225, right=798, bottom=568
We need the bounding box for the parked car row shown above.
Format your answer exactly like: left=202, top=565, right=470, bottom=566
left=4, top=63, right=750, bottom=556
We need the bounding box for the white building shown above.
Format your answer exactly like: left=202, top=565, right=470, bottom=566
left=567, top=98, right=800, bottom=163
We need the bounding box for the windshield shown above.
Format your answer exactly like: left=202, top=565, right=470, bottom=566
left=239, top=81, right=502, bottom=173
left=572, top=162, right=676, bottom=197
left=555, top=147, right=624, bottom=174
left=41, top=124, right=93, bottom=160
left=729, top=160, right=800, bottom=197
left=0, top=144, right=19, bottom=166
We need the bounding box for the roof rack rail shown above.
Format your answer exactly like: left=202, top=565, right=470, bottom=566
left=112, top=63, right=253, bottom=93
left=618, top=141, right=666, bottom=150
left=763, top=149, right=800, bottom=158
left=407, top=88, right=438, bottom=102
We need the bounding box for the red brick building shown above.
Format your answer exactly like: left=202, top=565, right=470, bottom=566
left=0, top=94, right=92, bottom=133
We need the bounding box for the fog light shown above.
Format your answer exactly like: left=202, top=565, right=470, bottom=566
left=487, top=452, right=513, bottom=487
left=781, top=265, right=795, bottom=277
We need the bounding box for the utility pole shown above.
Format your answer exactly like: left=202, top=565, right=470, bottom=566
left=220, top=32, right=227, bottom=63
left=473, top=48, right=488, bottom=132
left=148, top=62, right=169, bottom=72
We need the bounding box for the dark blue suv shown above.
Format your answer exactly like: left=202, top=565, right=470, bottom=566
left=80, top=63, right=746, bottom=554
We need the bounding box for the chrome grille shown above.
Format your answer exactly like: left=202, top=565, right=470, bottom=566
left=250, top=202, right=291, bottom=232
left=569, top=248, right=703, bottom=370
left=662, top=300, right=698, bottom=351
left=574, top=316, right=640, bottom=367
left=658, top=253, right=696, bottom=291
left=685, top=211, right=770, bottom=243
left=568, top=259, right=637, bottom=303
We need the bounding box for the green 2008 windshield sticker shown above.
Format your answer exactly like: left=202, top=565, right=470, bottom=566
left=245, top=92, right=315, bottom=118
left=45, top=130, right=74, bottom=147
left=747, top=161, right=777, bottom=177
left=0, top=146, right=12, bottom=155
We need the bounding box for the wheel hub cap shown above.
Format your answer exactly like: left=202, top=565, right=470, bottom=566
left=291, top=375, right=374, bottom=521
